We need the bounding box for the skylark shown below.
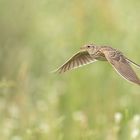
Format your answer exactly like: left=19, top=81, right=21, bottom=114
left=54, top=44, right=140, bottom=85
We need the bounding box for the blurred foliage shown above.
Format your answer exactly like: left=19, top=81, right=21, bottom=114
left=0, top=0, right=140, bottom=140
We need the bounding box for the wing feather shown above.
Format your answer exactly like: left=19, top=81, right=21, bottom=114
left=54, top=51, right=97, bottom=73
left=104, top=51, right=140, bottom=85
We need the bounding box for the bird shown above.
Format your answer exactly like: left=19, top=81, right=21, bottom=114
left=54, top=44, right=140, bottom=85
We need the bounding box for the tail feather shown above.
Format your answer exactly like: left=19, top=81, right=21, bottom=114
left=125, top=57, right=140, bottom=68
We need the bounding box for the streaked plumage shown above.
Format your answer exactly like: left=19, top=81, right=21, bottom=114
left=54, top=44, right=140, bottom=85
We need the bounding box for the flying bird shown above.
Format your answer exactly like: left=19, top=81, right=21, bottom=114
left=54, top=44, right=140, bottom=85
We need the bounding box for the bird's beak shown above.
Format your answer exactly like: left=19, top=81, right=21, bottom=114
left=80, top=46, right=86, bottom=51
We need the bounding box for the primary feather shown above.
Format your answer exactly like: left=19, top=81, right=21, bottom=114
left=55, top=51, right=97, bottom=73
left=104, top=50, right=140, bottom=85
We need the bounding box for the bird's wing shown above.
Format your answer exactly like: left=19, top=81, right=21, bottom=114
left=104, top=50, right=140, bottom=85
left=54, top=51, right=97, bottom=73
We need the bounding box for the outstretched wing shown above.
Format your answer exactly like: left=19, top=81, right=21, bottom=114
left=104, top=50, right=140, bottom=85
left=54, top=51, right=97, bottom=73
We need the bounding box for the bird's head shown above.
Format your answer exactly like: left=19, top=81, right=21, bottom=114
left=80, top=44, right=99, bottom=55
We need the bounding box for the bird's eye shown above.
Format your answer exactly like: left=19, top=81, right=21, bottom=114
left=87, top=45, right=91, bottom=48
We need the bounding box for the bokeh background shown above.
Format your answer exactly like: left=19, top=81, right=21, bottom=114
left=0, top=0, right=140, bottom=140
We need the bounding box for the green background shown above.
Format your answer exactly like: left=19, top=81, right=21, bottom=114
left=0, top=0, right=140, bottom=140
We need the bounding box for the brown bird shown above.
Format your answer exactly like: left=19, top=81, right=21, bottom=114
left=54, top=44, right=140, bottom=85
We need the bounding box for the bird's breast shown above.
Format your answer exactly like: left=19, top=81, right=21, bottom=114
left=91, top=52, right=107, bottom=61
left=96, top=56, right=107, bottom=61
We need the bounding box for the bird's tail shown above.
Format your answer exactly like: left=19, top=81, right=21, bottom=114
left=125, top=57, right=140, bottom=68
